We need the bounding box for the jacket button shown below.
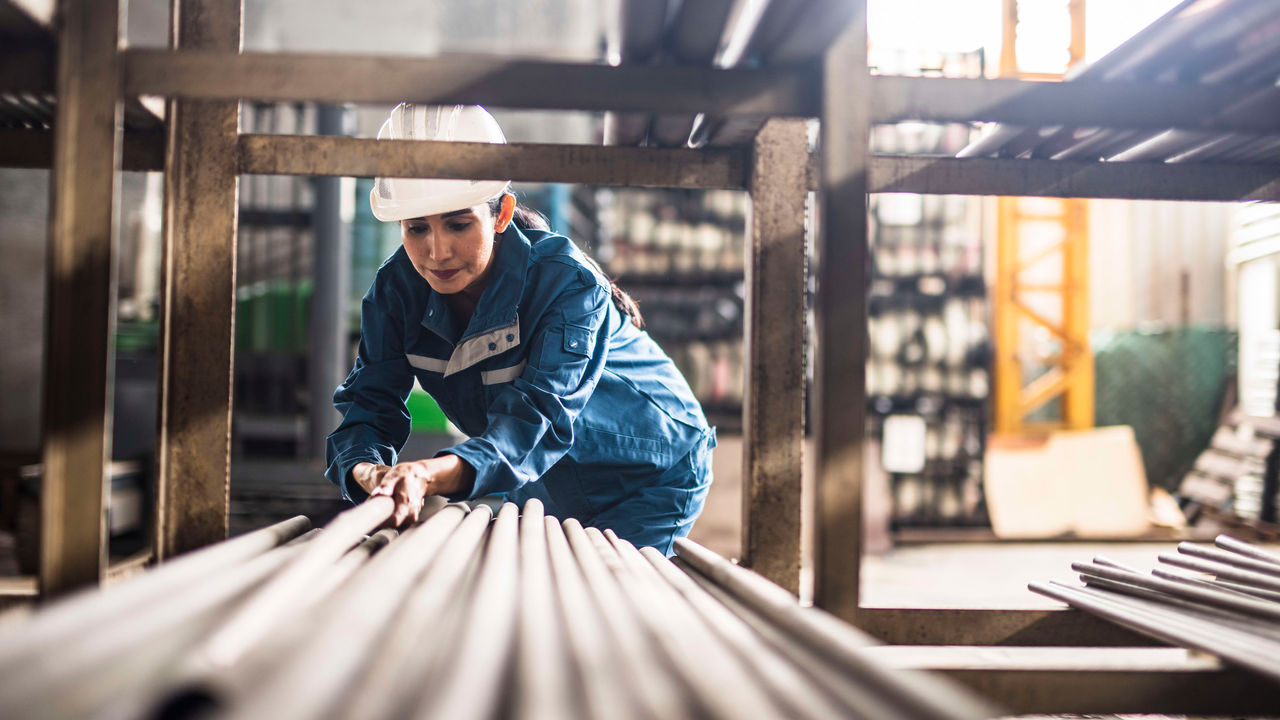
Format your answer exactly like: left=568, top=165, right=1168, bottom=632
left=506, top=334, right=514, bottom=342
left=569, top=340, right=579, bottom=348
left=488, top=342, right=497, bottom=351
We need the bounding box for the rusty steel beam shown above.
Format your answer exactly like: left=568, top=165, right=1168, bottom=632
left=237, top=134, right=749, bottom=189
left=0, top=128, right=164, bottom=171
left=0, top=42, right=54, bottom=93
left=742, top=118, right=807, bottom=594
left=123, top=48, right=817, bottom=117
left=813, top=7, right=868, bottom=622
left=39, top=0, right=123, bottom=597
left=154, top=0, right=242, bottom=559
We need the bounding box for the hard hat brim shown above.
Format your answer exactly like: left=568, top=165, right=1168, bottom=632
left=369, top=179, right=511, bottom=222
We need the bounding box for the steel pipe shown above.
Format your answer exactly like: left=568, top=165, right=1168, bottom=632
left=222, top=505, right=471, bottom=720
left=1071, top=561, right=1280, bottom=622
left=591, top=528, right=790, bottom=719
left=672, top=556, right=969, bottom=718
left=191, top=497, right=395, bottom=670
left=0, top=542, right=306, bottom=719
left=1158, top=552, right=1280, bottom=594
left=560, top=519, right=689, bottom=719
left=541, top=518, right=640, bottom=720
left=513, top=500, right=578, bottom=720
left=1076, top=573, right=1280, bottom=641
left=639, top=545, right=857, bottom=720
left=673, top=538, right=999, bottom=720
left=1216, top=535, right=1280, bottom=567
left=329, top=505, right=493, bottom=720
left=0, top=515, right=309, bottom=671
left=409, top=503, right=520, bottom=720
left=1032, top=581, right=1280, bottom=683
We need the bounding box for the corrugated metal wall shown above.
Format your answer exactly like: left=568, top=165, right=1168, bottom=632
left=1089, top=199, right=1235, bottom=331
left=1233, top=203, right=1280, bottom=417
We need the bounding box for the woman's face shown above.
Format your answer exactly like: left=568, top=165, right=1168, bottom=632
left=400, top=202, right=498, bottom=296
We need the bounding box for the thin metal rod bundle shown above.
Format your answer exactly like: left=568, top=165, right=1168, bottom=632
left=1176, top=542, right=1280, bottom=578
left=1031, top=580, right=1280, bottom=683
left=1034, top=536, right=1280, bottom=687
left=1159, top=552, right=1280, bottom=593
left=1071, top=561, right=1280, bottom=621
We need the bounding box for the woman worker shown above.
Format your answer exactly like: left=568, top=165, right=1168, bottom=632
left=325, top=104, right=715, bottom=555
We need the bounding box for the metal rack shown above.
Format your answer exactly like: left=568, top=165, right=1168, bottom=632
left=5, top=0, right=1280, bottom=713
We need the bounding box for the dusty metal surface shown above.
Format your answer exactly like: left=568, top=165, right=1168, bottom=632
left=123, top=49, right=818, bottom=117
left=741, top=118, right=806, bottom=595
left=0, top=127, right=164, bottom=170
left=38, top=0, right=122, bottom=597
left=857, top=607, right=1163, bottom=647
left=154, top=0, right=242, bottom=560
left=238, top=134, right=749, bottom=189
left=814, top=8, right=868, bottom=623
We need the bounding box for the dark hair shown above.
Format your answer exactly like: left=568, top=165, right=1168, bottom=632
left=489, top=194, right=644, bottom=329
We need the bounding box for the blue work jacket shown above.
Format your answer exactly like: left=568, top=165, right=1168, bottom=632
left=325, top=224, right=713, bottom=527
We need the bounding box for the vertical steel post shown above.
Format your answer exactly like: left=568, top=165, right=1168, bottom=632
left=743, top=118, right=807, bottom=594
left=155, top=0, right=243, bottom=558
left=307, top=105, right=349, bottom=460
left=40, top=0, right=124, bottom=596
left=814, top=5, right=868, bottom=621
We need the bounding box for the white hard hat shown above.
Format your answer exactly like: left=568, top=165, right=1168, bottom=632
left=369, top=103, right=511, bottom=222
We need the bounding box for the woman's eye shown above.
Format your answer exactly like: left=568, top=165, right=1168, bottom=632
left=407, top=225, right=428, bottom=234
left=447, top=221, right=470, bottom=232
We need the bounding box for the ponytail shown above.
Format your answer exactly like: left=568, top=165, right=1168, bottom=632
left=489, top=194, right=645, bottom=329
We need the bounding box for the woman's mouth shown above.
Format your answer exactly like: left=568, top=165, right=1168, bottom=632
left=429, top=268, right=461, bottom=280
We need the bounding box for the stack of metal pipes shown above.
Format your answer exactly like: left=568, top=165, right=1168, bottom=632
left=0, top=498, right=998, bottom=720
left=959, top=0, right=1280, bottom=164
left=1032, top=535, right=1280, bottom=684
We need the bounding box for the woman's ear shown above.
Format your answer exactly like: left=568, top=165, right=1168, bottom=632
left=494, top=193, right=516, bottom=233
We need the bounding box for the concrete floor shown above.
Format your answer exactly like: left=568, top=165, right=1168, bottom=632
left=689, top=434, right=1280, bottom=610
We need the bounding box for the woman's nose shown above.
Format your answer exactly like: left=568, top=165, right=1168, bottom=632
left=421, top=233, right=446, bottom=261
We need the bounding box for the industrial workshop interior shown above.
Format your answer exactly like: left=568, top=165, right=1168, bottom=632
left=5, top=0, right=1280, bottom=717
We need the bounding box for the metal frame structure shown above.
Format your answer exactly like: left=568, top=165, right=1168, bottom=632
left=4, top=0, right=1280, bottom=712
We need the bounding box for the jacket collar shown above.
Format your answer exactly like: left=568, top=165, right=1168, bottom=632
left=420, top=224, right=531, bottom=376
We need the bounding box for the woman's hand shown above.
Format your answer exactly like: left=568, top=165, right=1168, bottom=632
left=357, top=455, right=476, bottom=527
left=351, top=462, right=391, bottom=497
